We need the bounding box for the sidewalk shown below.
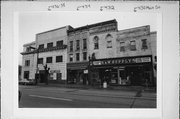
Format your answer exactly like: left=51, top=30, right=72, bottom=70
left=36, top=83, right=156, bottom=93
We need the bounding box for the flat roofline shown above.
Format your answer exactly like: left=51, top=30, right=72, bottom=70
left=118, top=25, right=150, bottom=33
left=36, top=25, right=73, bottom=36
left=68, top=19, right=117, bottom=33
left=23, top=41, right=36, bottom=47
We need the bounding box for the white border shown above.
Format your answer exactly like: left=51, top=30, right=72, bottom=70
left=1, top=1, right=179, bottom=119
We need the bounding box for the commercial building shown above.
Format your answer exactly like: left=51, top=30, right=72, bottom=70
left=90, top=25, right=157, bottom=86
left=21, top=26, right=73, bottom=84
left=21, top=41, right=36, bottom=81
left=66, top=19, right=118, bottom=85
left=21, top=19, right=156, bottom=86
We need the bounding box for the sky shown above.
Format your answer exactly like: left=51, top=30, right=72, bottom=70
left=18, top=11, right=158, bottom=65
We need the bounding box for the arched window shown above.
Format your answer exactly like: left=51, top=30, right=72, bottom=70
left=93, top=36, right=99, bottom=49
left=106, top=34, right=113, bottom=48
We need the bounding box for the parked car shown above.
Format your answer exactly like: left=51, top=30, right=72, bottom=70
left=19, top=78, right=35, bottom=85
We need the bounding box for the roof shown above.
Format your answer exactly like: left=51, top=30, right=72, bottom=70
left=68, top=19, right=117, bottom=33
left=36, top=25, right=73, bottom=36
left=23, top=41, right=36, bottom=47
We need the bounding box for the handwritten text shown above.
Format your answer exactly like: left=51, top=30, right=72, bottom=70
left=48, top=3, right=65, bottom=11
left=77, top=4, right=91, bottom=11
left=100, top=5, right=115, bottom=11
left=134, top=5, right=161, bottom=12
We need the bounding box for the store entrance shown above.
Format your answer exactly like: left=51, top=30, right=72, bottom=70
left=126, top=66, right=144, bottom=86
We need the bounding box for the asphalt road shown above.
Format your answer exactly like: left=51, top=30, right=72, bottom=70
left=19, top=85, right=156, bottom=108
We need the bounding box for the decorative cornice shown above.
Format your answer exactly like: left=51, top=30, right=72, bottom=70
left=21, top=45, right=67, bottom=55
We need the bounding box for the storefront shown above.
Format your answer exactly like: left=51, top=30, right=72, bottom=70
left=67, top=62, right=89, bottom=84
left=90, top=55, right=155, bottom=86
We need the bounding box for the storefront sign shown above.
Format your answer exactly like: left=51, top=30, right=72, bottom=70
left=50, top=70, right=61, bottom=73
left=92, top=56, right=151, bottom=66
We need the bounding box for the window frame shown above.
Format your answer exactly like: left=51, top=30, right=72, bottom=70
left=120, top=42, right=125, bottom=52
left=38, top=44, right=44, bottom=49
left=47, top=42, right=53, bottom=48
left=38, top=58, right=43, bottom=64
left=76, top=40, right=80, bottom=51
left=83, top=38, right=87, bottom=50
left=94, top=36, right=99, bottom=49
left=83, top=52, right=87, bottom=61
left=76, top=53, right=80, bottom=61
left=130, top=40, right=136, bottom=51
left=70, top=41, right=73, bottom=52
left=69, top=54, right=73, bottom=62
left=25, top=60, right=30, bottom=66
left=56, top=56, right=63, bottom=63
left=141, top=39, right=148, bottom=50
left=56, top=40, right=63, bottom=47
left=46, top=57, right=53, bottom=63
left=106, top=34, right=113, bottom=48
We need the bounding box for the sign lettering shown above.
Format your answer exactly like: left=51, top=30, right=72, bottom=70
left=92, top=57, right=151, bottom=66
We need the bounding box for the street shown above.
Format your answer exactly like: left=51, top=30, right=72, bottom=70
left=19, top=85, right=156, bottom=108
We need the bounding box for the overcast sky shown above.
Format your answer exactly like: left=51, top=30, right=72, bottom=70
left=18, top=11, right=158, bottom=65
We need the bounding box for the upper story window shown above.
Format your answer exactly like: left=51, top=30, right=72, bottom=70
left=47, top=42, right=53, bottom=48
left=25, top=60, right=30, bottom=66
left=56, top=56, right=63, bottom=62
left=83, top=52, right=87, bottom=61
left=83, top=39, right=87, bottom=50
left=130, top=40, right=136, bottom=51
left=76, top=40, right=80, bottom=51
left=76, top=53, right=80, bottom=61
left=94, top=36, right=99, bottom=49
left=39, top=44, right=44, bottom=49
left=106, top=34, right=113, bottom=48
left=69, top=54, right=73, bottom=62
left=141, top=39, right=148, bottom=49
left=70, top=41, right=73, bottom=52
left=46, top=57, right=52, bottom=63
left=38, top=58, right=43, bottom=64
left=120, top=42, right=125, bottom=52
left=57, top=40, right=63, bottom=47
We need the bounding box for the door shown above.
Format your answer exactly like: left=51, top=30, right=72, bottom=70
left=118, top=69, right=126, bottom=85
